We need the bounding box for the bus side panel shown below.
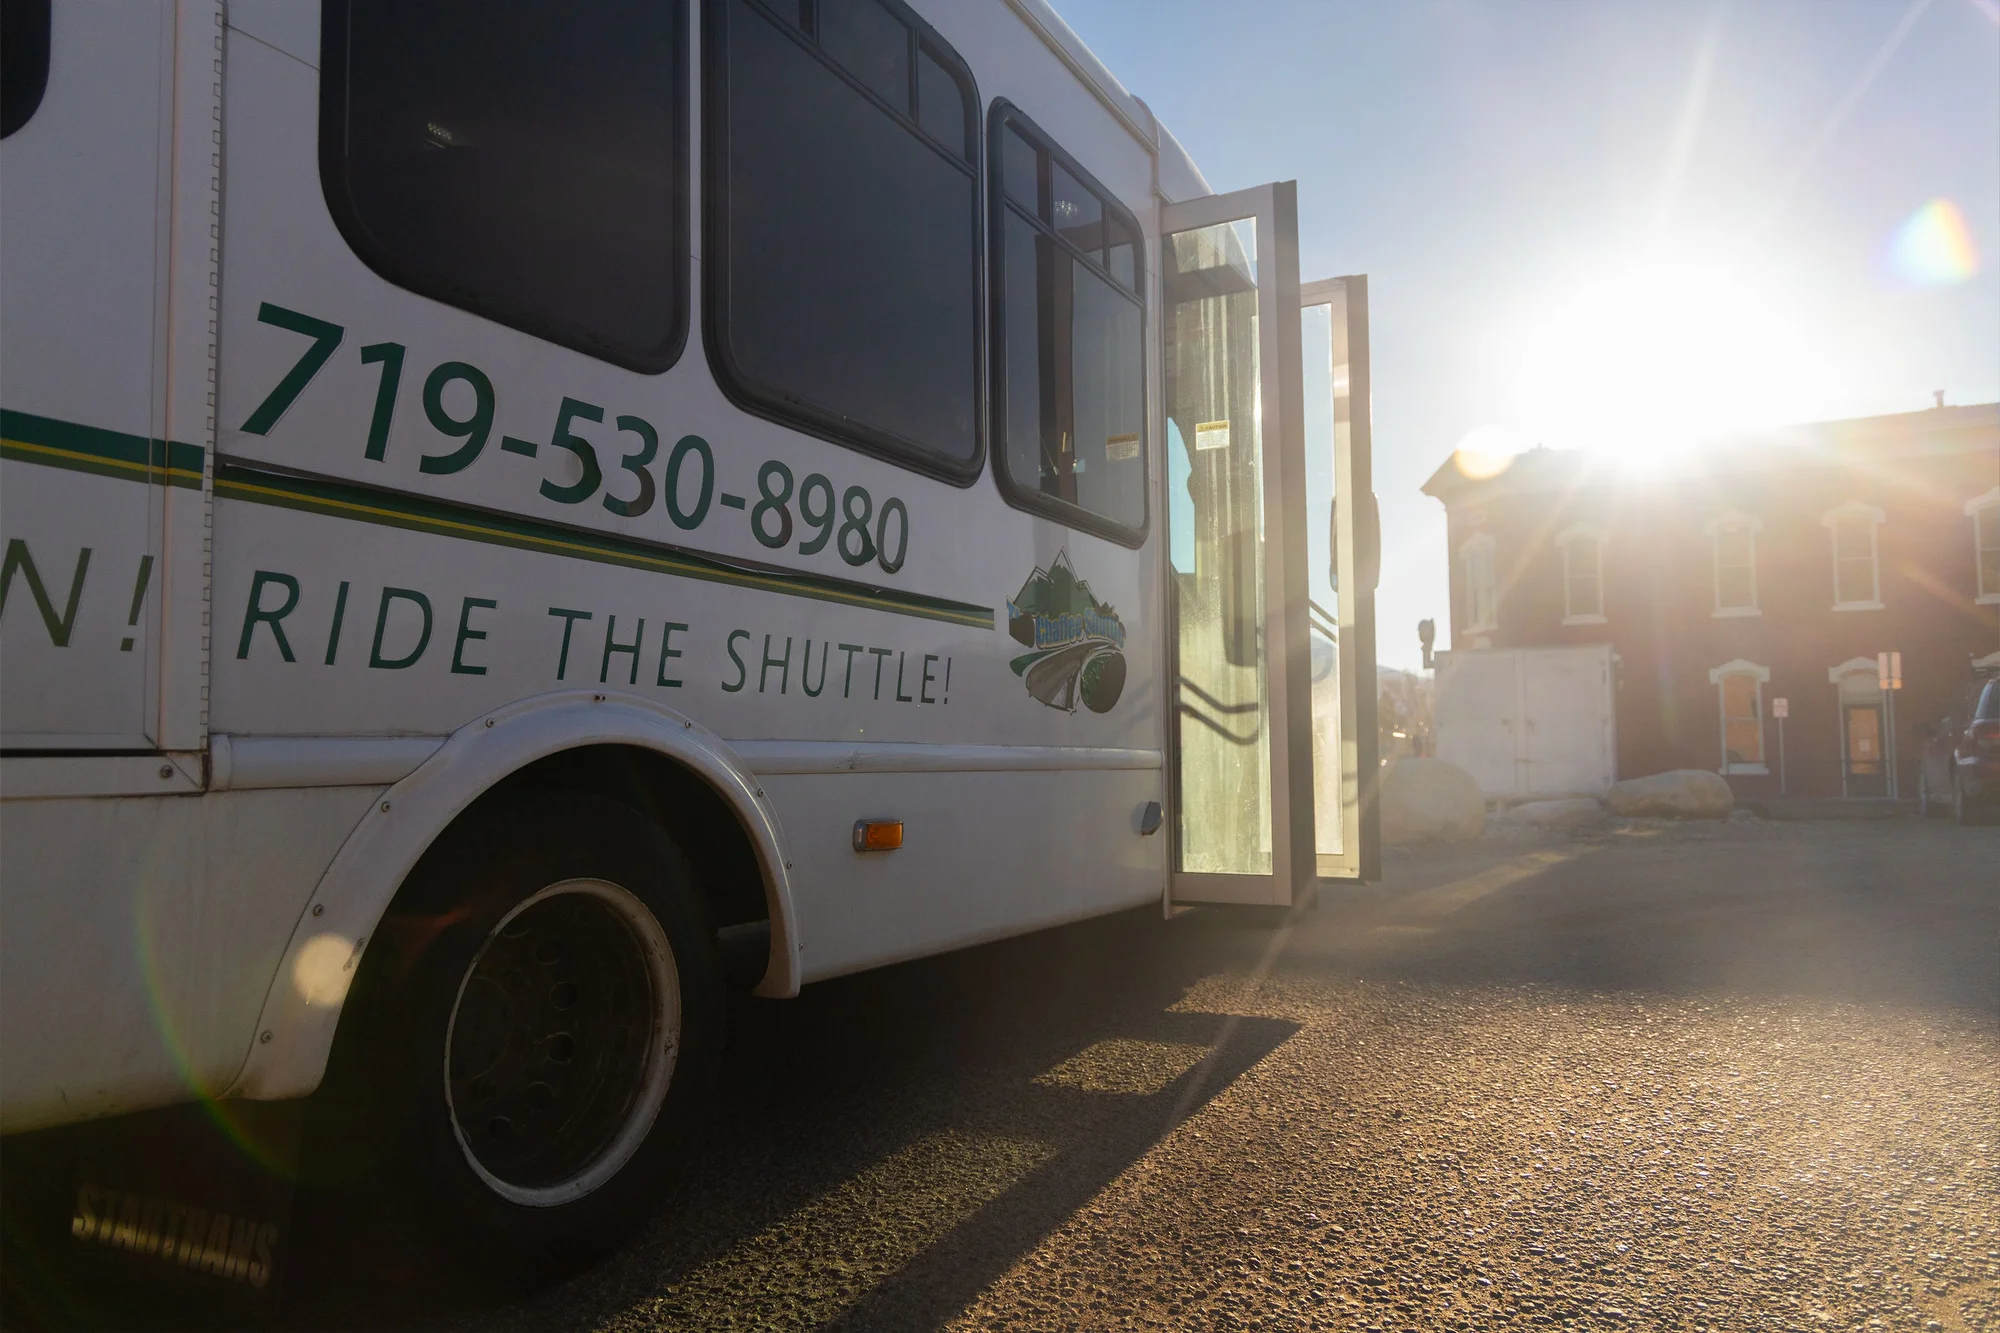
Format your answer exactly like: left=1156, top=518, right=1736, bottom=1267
left=0, top=787, right=380, bottom=1133
left=0, top=468, right=159, bottom=744
left=769, top=769, right=1162, bottom=982
left=210, top=9, right=1160, bottom=743
left=208, top=497, right=1003, bottom=739
left=212, top=489, right=1169, bottom=981
left=0, top=2, right=175, bottom=747
left=207, top=1, right=1171, bottom=1004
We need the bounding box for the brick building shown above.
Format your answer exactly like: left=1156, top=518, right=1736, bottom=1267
left=1421, top=403, right=2000, bottom=800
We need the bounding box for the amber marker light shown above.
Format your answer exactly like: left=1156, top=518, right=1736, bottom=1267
left=852, top=819, right=904, bottom=853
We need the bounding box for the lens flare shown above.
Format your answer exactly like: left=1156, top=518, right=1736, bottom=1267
left=1451, top=424, right=1530, bottom=480
left=292, top=932, right=360, bottom=1007
left=131, top=842, right=310, bottom=1178
left=1888, top=198, right=1979, bottom=287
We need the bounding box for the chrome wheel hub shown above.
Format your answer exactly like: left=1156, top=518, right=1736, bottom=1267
left=444, top=879, right=680, bottom=1207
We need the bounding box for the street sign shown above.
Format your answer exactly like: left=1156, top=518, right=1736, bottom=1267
left=1877, top=651, right=1902, bottom=691
left=1772, top=697, right=1789, bottom=719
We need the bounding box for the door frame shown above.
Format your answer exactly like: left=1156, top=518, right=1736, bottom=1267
left=1160, top=182, right=1314, bottom=908
left=1299, top=275, right=1379, bottom=881
left=0, top=2, right=213, bottom=763
left=1840, top=700, right=1888, bottom=798
left=1828, top=658, right=1885, bottom=798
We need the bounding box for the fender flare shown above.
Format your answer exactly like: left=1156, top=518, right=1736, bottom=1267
left=228, top=690, right=800, bottom=1102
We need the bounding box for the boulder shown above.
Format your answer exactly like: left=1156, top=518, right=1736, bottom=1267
left=1606, top=769, right=1734, bottom=819
left=1380, top=758, right=1486, bottom=844
left=1506, top=797, right=1607, bottom=829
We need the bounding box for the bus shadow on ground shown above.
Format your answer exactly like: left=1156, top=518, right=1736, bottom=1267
left=1, top=907, right=1293, bottom=1331
left=460, top=907, right=1300, bottom=1333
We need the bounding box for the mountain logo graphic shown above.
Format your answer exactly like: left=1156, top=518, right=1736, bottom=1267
left=1006, top=550, right=1127, bottom=714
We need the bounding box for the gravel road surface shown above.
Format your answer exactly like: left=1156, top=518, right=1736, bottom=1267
left=13, top=815, right=2000, bottom=1331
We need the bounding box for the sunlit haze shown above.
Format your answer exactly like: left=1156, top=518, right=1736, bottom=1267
left=1055, top=0, right=2000, bottom=665
left=1507, top=259, right=1833, bottom=460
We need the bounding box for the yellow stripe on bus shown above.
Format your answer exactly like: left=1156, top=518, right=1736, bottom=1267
left=215, top=477, right=991, bottom=627
left=1, top=438, right=204, bottom=486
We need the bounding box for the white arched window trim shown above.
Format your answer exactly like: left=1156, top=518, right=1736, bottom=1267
left=1556, top=523, right=1607, bottom=625
left=1821, top=500, right=1885, bottom=612
left=1461, top=532, right=1498, bottom=635
left=1967, top=486, right=2000, bottom=605
left=1703, top=511, right=1762, bottom=618
left=1707, top=658, right=1770, bottom=775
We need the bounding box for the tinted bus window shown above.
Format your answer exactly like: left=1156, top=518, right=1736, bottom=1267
left=707, top=0, right=981, bottom=481
left=1, top=0, right=51, bottom=139
left=989, top=104, right=1146, bottom=544
left=320, top=1, right=687, bottom=372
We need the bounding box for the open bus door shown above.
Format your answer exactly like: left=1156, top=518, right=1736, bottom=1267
left=1162, top=185, right=1378, bottom=909
left=1302, top=276, right=1381, bottom=884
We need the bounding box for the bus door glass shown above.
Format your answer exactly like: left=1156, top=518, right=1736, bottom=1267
left=1301, top=277, right=1380, bottom=882
left=1162, top=184, right=1316, bottom=908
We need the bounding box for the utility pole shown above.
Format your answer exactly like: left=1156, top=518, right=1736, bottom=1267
left=1772, top=697, right=1788, bottom=796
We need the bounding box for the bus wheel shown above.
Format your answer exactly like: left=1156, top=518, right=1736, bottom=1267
left=358, top=792, right=722, bottom=1272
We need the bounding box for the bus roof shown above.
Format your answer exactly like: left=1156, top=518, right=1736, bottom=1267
left=1001, top=0, right=1213, bottom=202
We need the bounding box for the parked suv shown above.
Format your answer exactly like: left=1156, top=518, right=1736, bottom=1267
left=1918, top=670, right=2000, bottom=824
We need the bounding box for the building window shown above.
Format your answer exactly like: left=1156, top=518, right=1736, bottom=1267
left=1556, top=525, right=1606, bottom=624
left=320, top=0, right=688, bottom=372
left=1822, top=500, right=1884, bottom=611
left=705, top=0, right=982, bottom=481
left=1969, top=487, right=2000, bottom=605
left=989, top=103, right=1148, bottom=543
left=1708, top=659, right=1770, bottom=773
left=1706, top=512, right=1761, bottom=617
left=1461, top=532, right=1497, bottom=634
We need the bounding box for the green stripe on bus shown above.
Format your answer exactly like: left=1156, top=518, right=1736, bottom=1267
left=0, top=408, right=205, bottom=489
left=214, top=462, right=995, bottom=630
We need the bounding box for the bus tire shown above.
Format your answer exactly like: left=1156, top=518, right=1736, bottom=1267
left=347, top=791, right=723, bottom=1273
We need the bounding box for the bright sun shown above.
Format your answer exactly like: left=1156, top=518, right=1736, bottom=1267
left=1506, top=261, right=1828, bottom=462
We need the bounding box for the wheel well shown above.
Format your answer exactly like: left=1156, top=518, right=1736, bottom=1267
left=482, top=744, right=771, bottom=932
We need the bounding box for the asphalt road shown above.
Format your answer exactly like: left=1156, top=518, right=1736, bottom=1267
left=15, top=813, right=2000, bottom=1331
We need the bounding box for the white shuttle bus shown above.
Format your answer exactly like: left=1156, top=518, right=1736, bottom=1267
left=1, top=0, right=1377, bottom=1273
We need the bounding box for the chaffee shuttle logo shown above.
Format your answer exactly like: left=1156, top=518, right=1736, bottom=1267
left=1006, top=550, right=1126, bottom=714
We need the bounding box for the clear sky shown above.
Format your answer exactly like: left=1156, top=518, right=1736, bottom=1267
left=1054, top=0, right=2000, bottom=667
